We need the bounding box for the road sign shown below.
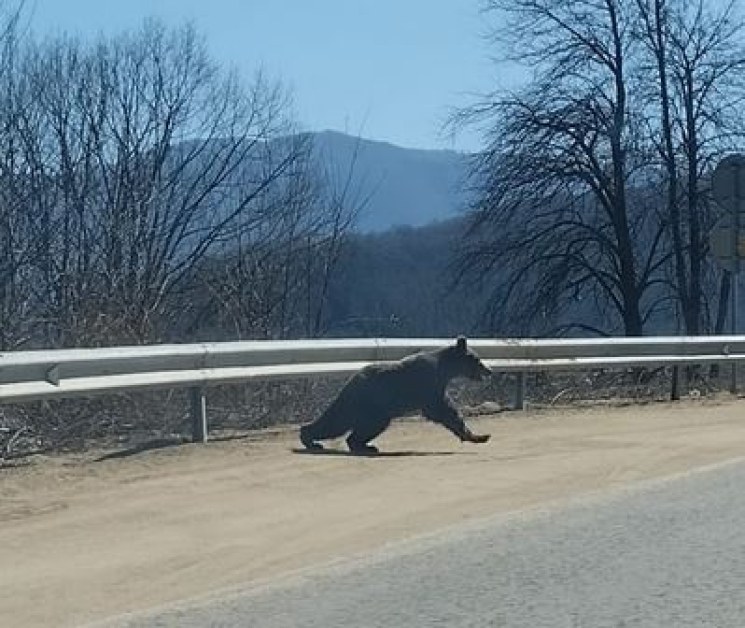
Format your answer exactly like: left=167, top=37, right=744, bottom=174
left=711, top=155, right=745, bottom=274
left=713, top=154, right=745, bottom=213
left=711, top=154, right=745, bottom=393
left=710, top=215, right=745, bottom=272
left=711, top=154, right=745, bottom=212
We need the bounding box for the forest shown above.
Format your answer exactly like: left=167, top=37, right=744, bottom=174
left=2, top=0, right=745, bottom=354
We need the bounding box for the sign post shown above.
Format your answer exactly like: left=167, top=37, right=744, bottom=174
left=711, top=154, right=745, bottom=393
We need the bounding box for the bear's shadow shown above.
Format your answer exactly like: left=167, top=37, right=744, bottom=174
left=290, top=447, right=469, bottom=458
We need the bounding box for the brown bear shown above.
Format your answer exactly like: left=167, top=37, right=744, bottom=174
left=299, top=336, right=492, bottom=454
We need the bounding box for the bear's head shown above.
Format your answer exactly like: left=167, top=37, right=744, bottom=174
left=444, top=336, right=492, bottom=381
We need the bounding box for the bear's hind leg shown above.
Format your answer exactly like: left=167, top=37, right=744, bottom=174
left=346, top=413, right=392, bottom=455
left=299, top=404, right=350, bottom=451
left=299, top=425, right=324, bottom=451
left=346, top=436, right=379, bottom=455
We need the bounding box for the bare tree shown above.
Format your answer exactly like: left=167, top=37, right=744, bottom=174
left=14, top=20, right=301, bottom=346
left=455, top=0, right=663, bottom=336
left=0, top=1, right=36, bottom=350
left=454, top=0, right=745, bottom=336
left=635, top=0, right=745, bottom=334
left=300, top=135, right=367, bottom=337
left=192, top=133, right=362, bottom=340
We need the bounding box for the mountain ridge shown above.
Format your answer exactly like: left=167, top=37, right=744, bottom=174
left=307, top=130, right=471, bottom=232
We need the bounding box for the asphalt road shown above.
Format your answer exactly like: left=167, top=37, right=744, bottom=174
left=106, top=458, right=745, bottom=628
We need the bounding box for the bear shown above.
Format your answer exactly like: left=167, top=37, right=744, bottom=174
left=299, top=336, right=492, bottom=454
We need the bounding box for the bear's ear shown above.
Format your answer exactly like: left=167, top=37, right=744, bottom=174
left=456, top=336, right=467, bottom=352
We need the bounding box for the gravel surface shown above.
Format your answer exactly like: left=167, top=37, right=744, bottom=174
left=115, top=459, right=745, bottom=627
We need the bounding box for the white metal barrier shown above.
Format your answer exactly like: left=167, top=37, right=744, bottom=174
left=1, top=336, right=744, bottom=441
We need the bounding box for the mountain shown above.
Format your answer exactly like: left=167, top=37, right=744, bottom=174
left=174, top=131, right=472, bottom=234
left=309, top=131, right=471, bottom=232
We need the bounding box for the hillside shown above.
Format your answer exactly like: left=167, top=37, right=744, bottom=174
left=309, top=130, right=470, bottom=232
left=178, top=131, right=471, bottom=234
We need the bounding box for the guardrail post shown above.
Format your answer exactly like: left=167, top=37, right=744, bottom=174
left=190, top=386, right=208, bottom=443
left=670, top=365, right=680, bottom=401
left=514, top=371, right=526, bottom=410
left=731, top=363, right=738, bottom=396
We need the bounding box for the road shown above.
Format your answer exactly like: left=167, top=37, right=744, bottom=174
left=4, top=397, right=745, bottom=626
left=103, top=457, right=745, bottom=627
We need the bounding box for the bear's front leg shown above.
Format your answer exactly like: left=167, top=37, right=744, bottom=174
left=424, top=400, right=490, bottom=444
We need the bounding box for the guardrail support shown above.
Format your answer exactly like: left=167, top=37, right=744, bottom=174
left=190, top=386, right=208, bottom=443
left=671, top=365, right=681, bottom=401
left=514, top=371, right=526, bottom=410
left=731, top=364, right=738, bottom=395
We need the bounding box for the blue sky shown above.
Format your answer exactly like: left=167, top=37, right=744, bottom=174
left=27, top=0, right=513, bottom=151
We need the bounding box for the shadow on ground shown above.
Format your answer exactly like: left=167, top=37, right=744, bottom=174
left=94, top=431, right=276, bottom=461
left=290, top=447, right=468, bottom=458
left=95, top=437, right=189, bottom=461
left=94, top=435, right=472, bottom=462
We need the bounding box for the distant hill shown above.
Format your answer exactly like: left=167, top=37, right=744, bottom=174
left=175, top=130, right=472, bottom=235
left=308, top=131, right=471, bottom=232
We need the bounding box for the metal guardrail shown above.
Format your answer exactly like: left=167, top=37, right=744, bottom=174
left=1, top=335, right=744, bottom=442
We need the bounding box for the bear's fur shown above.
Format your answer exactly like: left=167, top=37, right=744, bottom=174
left=299, top=336, right=492, bottom=454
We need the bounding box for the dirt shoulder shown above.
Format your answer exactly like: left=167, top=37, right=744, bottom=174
left=3, top=397, right=745, bottom=627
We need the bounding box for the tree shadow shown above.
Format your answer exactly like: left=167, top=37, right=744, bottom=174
left=94, top=431, right=270, bottom=462
left=290, top=447, right=469, bottom=458
left=208, top=433, right=254, bottom=443
left=95, top=436, right=188, bottom=461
